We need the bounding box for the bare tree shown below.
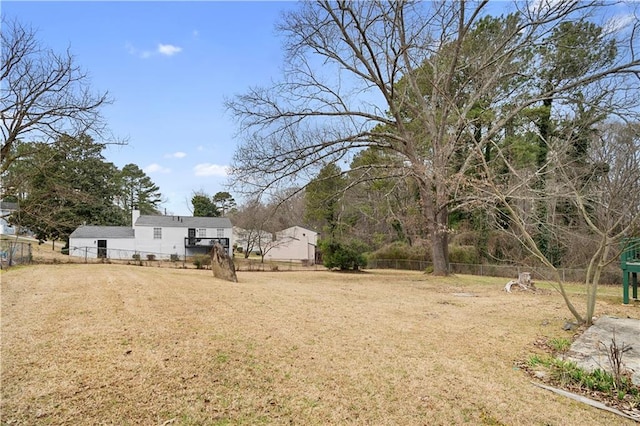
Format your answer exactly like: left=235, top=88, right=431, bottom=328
left=227, top=1, right=639, bottom=275
left=469, top=119, right=640, bottom=325
left=232, top=196, right=304, bottom=262
left=231, top=198, right=273, bottom=259
left=1, top=17, right=113, bottom=174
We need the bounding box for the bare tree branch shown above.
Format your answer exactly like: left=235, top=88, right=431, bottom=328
left=1, top=17, right=119, bottom=174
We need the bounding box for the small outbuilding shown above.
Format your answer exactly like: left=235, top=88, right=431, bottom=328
left=263, top=226, right=318, bottom=264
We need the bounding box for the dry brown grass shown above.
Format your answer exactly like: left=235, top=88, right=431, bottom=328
left=1, top=265, right=637, bottom=425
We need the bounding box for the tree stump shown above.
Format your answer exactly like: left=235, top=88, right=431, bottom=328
left=210, top=242, right=238, bottom=283
left=504, top=272, right=535, bottom=292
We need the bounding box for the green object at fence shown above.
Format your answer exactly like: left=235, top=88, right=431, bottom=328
left=621, top=238, right=640, bottom=304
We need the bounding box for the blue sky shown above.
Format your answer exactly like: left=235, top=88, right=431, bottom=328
left=3, top=1, right=298, bottom=215
left=3, top=1, right=637, bottom=216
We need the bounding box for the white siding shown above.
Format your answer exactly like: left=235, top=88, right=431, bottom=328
left=264, top=226, right=317, bottom=262
left=0, top=208, right=16, bottom=235
left=134, top=225, right=234, bottom=259
left=68, top=216, right=234, bottom=260
left=69, top=237, right=136, bottom=259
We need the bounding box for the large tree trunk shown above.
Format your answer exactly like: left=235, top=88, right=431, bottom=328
left=421, top=183, right=449, bottom=275
left=431, top=206, right=449, bottom=276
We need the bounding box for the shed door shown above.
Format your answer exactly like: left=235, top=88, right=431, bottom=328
left=97, top=240, right=107, bottom=258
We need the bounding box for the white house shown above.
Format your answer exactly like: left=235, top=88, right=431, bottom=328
left=0, top=201, right=18, bottom=235
left=263, top=226, right=318, bottom=263
left=69, top=209, right=233, bottom=260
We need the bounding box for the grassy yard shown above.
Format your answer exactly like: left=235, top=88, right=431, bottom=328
left=1, top=265, right=637, bottom=425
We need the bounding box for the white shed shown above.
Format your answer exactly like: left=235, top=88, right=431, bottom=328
left=264, top=226, right=318, bottom=263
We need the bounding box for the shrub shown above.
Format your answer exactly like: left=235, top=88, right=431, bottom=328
left=319, top=239, right=368, bottom=271
left=132, top=253, right=141, bottom=260
left=146, top=254, right=156, bottom=261
left=193, top=255, right=211, bottom=269
left=369, top=241, right=430, bottom=261
left=449, top=245, right=479, bottom=264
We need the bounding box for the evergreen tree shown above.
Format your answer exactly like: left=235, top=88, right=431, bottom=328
left=115, top=163, right=162, bottom=221
left=304, top=163, right=345, bottom=238
left=8, top=134, right=127, bottom=243
left=212, top=191, right=237, bottom=216
left=191, top=192, right=220, bottom=217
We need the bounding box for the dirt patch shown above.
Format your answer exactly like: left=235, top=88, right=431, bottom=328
left=1, top=265, right=638, bottom=425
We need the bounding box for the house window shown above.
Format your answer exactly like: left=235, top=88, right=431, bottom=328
left=197, top=228, right=207, bottom=237
left=153, top=227, right=162, bottom=239
left=217, top=228, right=224, bottom=238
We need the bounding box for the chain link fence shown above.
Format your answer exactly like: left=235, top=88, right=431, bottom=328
left=0, top=240, right=32, bottom=268
left=20, top=242, right=625, bottom=283
left=367, top=258, right=622, bottom=285
left=58, top=246, right=325, bottom=271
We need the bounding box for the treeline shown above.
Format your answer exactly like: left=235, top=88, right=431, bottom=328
left=226, top=2, right=640, bottom=323
left=3, top=134, right=162, bottom=244
left=227, top=3, right=640, bottom=274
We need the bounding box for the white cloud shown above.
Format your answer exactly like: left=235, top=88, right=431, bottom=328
left=527, top=0, right=569, bottom=15
left=192, top=29, right=199, bottom=39
left=125, top=42, right=152, bottom=59
left=125, top=42, right=136, bottom=55
left=144, top=163, right=171, bottom=174
left=604, top=14, right=636, bottom=35
left=126, top=42, right=182, bottom=58
left=158, top=43, right=182, bottom=56
left=164, top=151, right=187, bottom=159
left=194, top=163, right=229, bottom=177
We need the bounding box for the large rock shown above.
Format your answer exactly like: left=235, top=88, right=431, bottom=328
left=566, top=316, right=640, bottom=385
left=210, top=243, right=238, bottom=283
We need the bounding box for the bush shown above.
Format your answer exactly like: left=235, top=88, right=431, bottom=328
left=132, top=253, right=141, bottom=260
left=449, top=245, right=479, bottom=264
left=193, top=255, right=211, bottom=269
left=369, top=241, right=430, bottom=261
left=319, top=239, right=368, bottom=271
left=146, top=254, right=156, bottom=261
